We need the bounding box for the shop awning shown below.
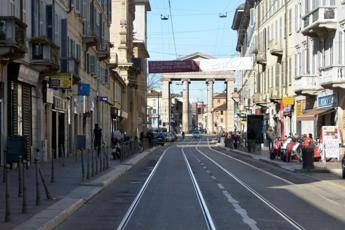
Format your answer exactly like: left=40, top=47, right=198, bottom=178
left=297, top=108, right=335, bottom=121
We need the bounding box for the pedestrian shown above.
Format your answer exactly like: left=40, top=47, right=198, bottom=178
left=93, top=124, right=102, bottom=157
left=266, top=126, right=275, bottom=152
left=182, top=131, right=185, bottom=140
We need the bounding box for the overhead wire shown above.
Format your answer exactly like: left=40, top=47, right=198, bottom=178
left=168, top=0, right=178, bottom=58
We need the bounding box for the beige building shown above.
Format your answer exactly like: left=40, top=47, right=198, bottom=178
left=110, top=0, right=150, bottom=137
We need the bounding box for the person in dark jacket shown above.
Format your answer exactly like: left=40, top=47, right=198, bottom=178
left=94, top=124, right=102, bottom=157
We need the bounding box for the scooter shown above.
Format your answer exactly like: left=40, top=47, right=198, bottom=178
left=280, top=137, right=292, bottom=161
left=291, top=138, right=303, bottom=162
left=270, top=138, right=283, bottom=160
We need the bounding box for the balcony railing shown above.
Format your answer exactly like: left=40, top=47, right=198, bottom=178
left=96, top=41, right=110, bottom=61
left=82, top=30, right=99, bottom=49
left=270, top=43, right=283, bottom=57
left=302, top=6, right=337, bottom=37
left=320, top=66, right=345, bottom=88
left=0, top=16, right=27, bottom=60
left=30, top=36, right=59, bottom=73
left=294, top=74, right=320, bottom=95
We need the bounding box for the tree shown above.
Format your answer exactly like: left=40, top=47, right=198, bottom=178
left=147, top=74, right=161, bottom=90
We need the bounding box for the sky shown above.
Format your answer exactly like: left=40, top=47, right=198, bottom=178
left=147, top=0, right=243, bottom=103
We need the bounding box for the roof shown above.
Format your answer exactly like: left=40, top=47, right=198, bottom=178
left=147, top=90, right=162, bottom=97
left=214, top=92, right=227, bottom=99
left=134, top=0, right=151, bottom=11
left=231, top=3, right=245, bottom=30
left=214, top=103, right=227, bottom=111
left=178, top=52, right=215, bottom=61
left=297, top=108, right=335, bottom=121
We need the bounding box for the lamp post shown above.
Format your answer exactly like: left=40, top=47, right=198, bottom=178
left=157, top=91, right=160, bottom=130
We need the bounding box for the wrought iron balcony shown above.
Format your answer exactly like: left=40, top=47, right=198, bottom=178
left=0, top=16, right=27, bottom=60
left=302, top=6, right=337, bottom=37
left=320, top=66, right=345, bottom=89
left=82, top=32, right=98, bottom=49
left=30, top=36, right=59, bottom=73
left=294, top=74, right=320, bottom=95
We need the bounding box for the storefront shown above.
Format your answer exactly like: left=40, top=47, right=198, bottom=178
left=282, top=97, right=295, bottom=138
left=297, top=93, right=337, bottom=139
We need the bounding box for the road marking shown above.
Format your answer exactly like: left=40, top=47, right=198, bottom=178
left=203, top=166, right=207, bottom=169
left=195, top=147, right=305, bottom=230
left=117, top=147, right=170, bottom=230
left=222, top=190, right=260, bottom=230
left=210, top=175, right=217, bottom=180
left=206, top=170, right=211, bottom=174
left=182, top=148, right=216, bottom=230
left=217, top=183, right=225, bottom=190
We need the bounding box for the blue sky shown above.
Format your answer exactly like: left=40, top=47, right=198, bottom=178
left=147, top=0, right=243, bottom=102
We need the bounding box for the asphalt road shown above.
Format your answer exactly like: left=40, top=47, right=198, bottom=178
left=57, top=137, right=345, bottom=230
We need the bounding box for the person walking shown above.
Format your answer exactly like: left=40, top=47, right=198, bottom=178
left=93, top=124, right=102, bottom=157
left=266, top=126, right=275, bottom=152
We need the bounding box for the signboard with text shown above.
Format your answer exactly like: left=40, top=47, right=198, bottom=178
left=318, top=94, right=336, bottom=108
left=148, top=60, right=200, bottom=73
left=48, top=73, right=72, bottom=89
left=321, top=126, right=341, bottom=160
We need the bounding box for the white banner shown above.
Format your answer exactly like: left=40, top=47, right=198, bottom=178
left=198, top=57, right=254, bottom=71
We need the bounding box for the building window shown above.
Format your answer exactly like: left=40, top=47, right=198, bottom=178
left=289, top=9, right=292, bottom=35
left=221, top=111, right=223, bottom=115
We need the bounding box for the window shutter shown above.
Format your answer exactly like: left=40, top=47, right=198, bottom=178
left=46, top=5, right=53, bottom=39
left=60, top=19, right=68, bottom=72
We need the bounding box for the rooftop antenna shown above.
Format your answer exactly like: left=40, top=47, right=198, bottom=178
left=161, top=14, right=169, bottom=20
left=219, top=12, right=227, bottom=18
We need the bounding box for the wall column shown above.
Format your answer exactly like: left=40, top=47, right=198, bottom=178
left=226, top=79, right=234, bottom=131
left=182, top=79, right=190, bottom=133
left=161, top=79, right=171, bottom=131
left=207, top=79, right=214, bottom=134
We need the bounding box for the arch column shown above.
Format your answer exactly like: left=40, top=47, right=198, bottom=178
left=161, top=79, right=171, bottom=131
left=226, top=79, right=234, bottom=131
left=207, top=79, right=214, bottom=134
left=182, top=79, right=190, bottom=133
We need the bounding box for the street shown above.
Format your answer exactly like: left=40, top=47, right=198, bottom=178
left=57, top=137, right=345, bottom=230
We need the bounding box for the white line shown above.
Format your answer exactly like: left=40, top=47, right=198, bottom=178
left=210, top=176, right=217, bottom=180
left=222, top=190, right=260, bottom=230
left=117, top=147, right=170, bottom=230
left=195, top=147, right=305, bottom=230
left=206, top=170, right=211, bottom=174
left=217, top=183, right=225, bottom=190
left=182, top=148, right=217, bottom=230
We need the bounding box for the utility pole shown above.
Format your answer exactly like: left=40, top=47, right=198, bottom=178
left=157, top=91, right=160, bottom=130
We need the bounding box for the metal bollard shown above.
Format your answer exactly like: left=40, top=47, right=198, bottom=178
left=91, top=148, right=94, bottom=177
left=3, top=150, right=7, bottom=183
left=81, top=149, right=85, bottom=181
left=4, top=163, right=11, bottom=222
left=50, top=151, right=55, bottom=183
left=39, top=167, right=52, bottom=200
left=35, top=158, right=41, bottom=206
left=61, top=145, right=65, bottom=167
left=22, top=160, right=27, bottom=213
left=18, top=156, right=23, bottom=197
left=106, top=147, right=109, bottom=169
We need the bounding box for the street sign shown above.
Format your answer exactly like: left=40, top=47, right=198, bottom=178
left=78, top=83, right=90, bottom=96
left=76, top=135, right=86, bottom=150
left=98, top=96, right=108, bottom=102
left=6, top=136, right=26, bottom=163
left=48, top=73, right=72, bottom=89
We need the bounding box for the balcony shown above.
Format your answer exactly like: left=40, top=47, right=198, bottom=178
left=302, top=6, right=337, bottom=38
left=82, top=33, right=98, bottom=49
left=253, top=93, right=267, bottom=105
left=30, top=37, right=59, bottom=73
left=108, top=52, right=118, bottom=69
left=256, top=52, right=267, bottom=66
left=269, top=89, right=280, bottom=102
left=270, top=43, right=283, bottom=57
left=130, top=57, right=142, bottom=74
left=294, top=75, right=320, bottom=95
left=96, top=42, right=110, bottom=61
left=0, top=16, right=27, bottom=60
left=320, top=66, right=345, bottom=89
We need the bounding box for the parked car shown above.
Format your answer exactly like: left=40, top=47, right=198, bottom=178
left=166, top=132, right=177, bottom=142
left=153, top=132, right=165, bottom=146
left=192, top=130, right=201, bottom=139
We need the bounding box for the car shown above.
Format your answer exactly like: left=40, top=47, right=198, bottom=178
left=153, top=132, right=165, bottom=146
left=192, top=130, right=201, bottom=139
left=166, top=132, right=177, bottom=142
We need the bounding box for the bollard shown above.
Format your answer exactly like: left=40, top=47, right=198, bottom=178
left=3, top=150, right=7, bottom=183
left=106, top=147, right=109, bottom=169
left=38, top=167, right=52, bottom=200
left=81, top=149, right=85, bottom=181
left=91, top=148, right=94, bottom=177
left=61, top=145, right=65, bottom=167
left=50, top=150, right=55, bottom=183
left=22, top=160, right=27, bottom=213
left=86, top=150, right=90, bottom=180
left=18, top=156, right=23, bottom=197
left=4, top=163, right=11, bottom=222
left=35, top=158, right=41, bottom=206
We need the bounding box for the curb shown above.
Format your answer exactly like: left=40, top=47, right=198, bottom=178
left=15, top=146, right=159, bottom=230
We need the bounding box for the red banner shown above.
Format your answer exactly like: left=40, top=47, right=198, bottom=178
left=148, top=60, right=200, bottom=73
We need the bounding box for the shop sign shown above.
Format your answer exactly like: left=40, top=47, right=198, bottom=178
left=53, top=96, right=67, bottom=111
left=98, top=96, right=108, bottom=102
left=283, top=105, right=292, bottom=116
left=318, top=94, right=335, bottom=108
left=296, top=100, right=304, bottom=117
left=18, top=65, right=39, bottom=86
left=48, top=73, right=72, bottom=90
left=282, top=97, right=294, bottom=106
left=321, top=126, right=341, bottom=160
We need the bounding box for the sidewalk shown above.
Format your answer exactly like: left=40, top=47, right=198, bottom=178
left=220, top=144, right=343, bottom=177
left=0, top=146, right=158, bottom=230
